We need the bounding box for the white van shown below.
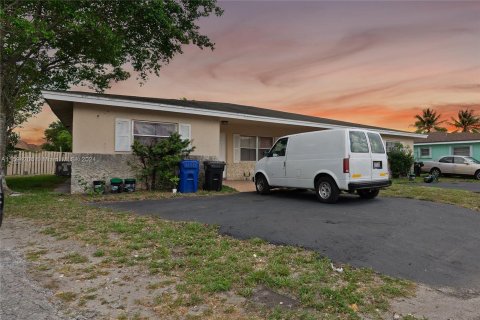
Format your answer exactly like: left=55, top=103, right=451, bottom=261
left=254, top=129, right=391, bottom=203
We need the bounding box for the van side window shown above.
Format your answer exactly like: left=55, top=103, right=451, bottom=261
left=349, top=131, right=369, bottom=153
left=269, top=138, right=288, bottom=157
left=367, top=133, right=385, bottom=154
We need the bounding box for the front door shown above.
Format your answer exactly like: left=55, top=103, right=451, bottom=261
left=265, top=138, right=288, bottom=186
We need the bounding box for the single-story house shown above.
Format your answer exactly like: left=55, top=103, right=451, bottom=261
left=42, top=90, right=425, bottom=193
left=414, top=132, right=480, bottom=161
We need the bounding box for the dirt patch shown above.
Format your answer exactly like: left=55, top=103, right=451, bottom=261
left=251, top=286, right=299, bottom=310
left=0, top=218, right=263, bottom=319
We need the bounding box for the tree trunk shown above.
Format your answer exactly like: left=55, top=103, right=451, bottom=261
left=0, top=24, right=10, bottom=193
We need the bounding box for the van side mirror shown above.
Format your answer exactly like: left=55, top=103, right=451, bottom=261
left=263, top=150, right=270, bottom=157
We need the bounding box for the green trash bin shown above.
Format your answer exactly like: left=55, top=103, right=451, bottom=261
left=93, top=180, right=105, bottom=194
left=124, top=178, right=136, bottom=192
left=110, top=178, right=123, bottom=193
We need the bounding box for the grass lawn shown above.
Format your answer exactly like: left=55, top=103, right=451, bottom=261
left=383, top=177, right=480, bottom=212
left=4, top=175, right=416, bottom=320
left=6, top=174, right=69, bottom=192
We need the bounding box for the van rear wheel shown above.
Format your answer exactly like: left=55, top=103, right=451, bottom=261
left=255, top=174, right=270, bottom=195
left=315, top=177, right=339, bottom=203
left=357, top=188, right=380, bottom=199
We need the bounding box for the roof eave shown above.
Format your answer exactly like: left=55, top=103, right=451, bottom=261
left=42, top=90, right=426, bottom=139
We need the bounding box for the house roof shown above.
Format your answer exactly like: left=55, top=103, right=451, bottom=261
left=414, top=132, right=480, bottom=144
left=15, top=140, right=42, bottom=151
left=42, top=90, right=425, bottom=138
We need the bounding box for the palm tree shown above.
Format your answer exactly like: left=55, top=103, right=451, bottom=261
left=413, top=108, right=447, bottom=133
left=449, top=109, right=480, bottom=133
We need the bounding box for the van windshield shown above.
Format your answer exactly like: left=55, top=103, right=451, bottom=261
left=349, top=131, right=369, bottom=153
left=367, top=133, right=385, bottom=154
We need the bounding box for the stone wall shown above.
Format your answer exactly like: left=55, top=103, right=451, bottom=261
left=70, top=153, right=217, bottom=194
left=70, top=153, right=138, bottom=193
left=225, top=162, right=256, bottom=181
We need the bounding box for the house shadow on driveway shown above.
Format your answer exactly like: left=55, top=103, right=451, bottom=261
left=95, top=190, right=480, bottom=292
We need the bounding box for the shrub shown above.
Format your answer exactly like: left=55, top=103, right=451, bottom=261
left=387, top=143, right=414, bottom=178
left=130, top=133, right=194, bottom=190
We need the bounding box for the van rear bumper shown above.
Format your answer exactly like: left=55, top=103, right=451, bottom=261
left=348, top=180, right=392, bottom=191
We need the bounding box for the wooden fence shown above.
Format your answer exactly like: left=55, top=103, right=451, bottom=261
left=6, top=151, right=72, bottom=176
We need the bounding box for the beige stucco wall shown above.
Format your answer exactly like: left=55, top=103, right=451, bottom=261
left=72, top=102, right=220, bottom=158
left=221, top=122, right=317, bottom=179
left=381, top=134, right=414, bottom=150
left=70, top=102, right=416, bottom=181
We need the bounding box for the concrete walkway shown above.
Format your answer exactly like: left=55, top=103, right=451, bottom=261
left=223, top=180, right=256, bottom=192
left=0, top=221, right=67, bottom=320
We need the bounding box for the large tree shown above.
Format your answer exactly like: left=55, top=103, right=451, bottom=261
left=412, top=108, right=447, bottom=133
left=449, top=109, right=480, bottom=133
left=42, top=120, right=72, bottom=152
left=0, top=0, right=222, bottom=188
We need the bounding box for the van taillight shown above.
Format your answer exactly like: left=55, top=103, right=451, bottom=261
left=343, top=158, right=350, bottom=173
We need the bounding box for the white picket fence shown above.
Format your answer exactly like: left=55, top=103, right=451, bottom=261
left=6, top=151, right=72, bottom=176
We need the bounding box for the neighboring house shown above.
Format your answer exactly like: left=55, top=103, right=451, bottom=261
left=15, top=140, right=41, bottom=151
left=414, top=132, right=480, bottom=161
left=42, top=90, right=424, bottom=193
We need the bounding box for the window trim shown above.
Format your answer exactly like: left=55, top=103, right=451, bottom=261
left=385, top=141, right=401, bottom=152
left=237, top=135, right=274, bottom=162
left=132, top=120, right=178, bottom=140
left=419, top=147, right=432, bottom=158
left=451, top=145, right=472, bottom=157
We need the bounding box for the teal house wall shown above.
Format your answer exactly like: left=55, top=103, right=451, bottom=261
left=414, top=142, right=480, bottom=161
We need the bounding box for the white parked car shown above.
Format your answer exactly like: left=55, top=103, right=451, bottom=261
left=254, top=129, right=391, bottom=203
left=421, top=156, right=480, bottom=180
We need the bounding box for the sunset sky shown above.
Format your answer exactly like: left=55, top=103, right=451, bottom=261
left=20, top=1, right=480, bottom=144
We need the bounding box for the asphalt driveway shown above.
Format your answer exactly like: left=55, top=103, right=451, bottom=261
left=97, top=191, right=480, bottom=290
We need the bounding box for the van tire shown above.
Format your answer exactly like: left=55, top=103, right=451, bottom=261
left=315, top=177, right=339, bottom=203
left=357, top=188, right=380, bottom=199
left=255, top=174, right=270, bottom=195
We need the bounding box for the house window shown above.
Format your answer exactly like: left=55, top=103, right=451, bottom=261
left=419, top=147, right=431, bottom=158
left=386, top=141, right=400, bottom=152
left=133, top=121, right=177, bottom=146
left=240, top=136, right=256, bottom=161
left=453, top=146, right=471, bottom=156
left=239, top=136, right=274, bottom=161
left=258, top=137, right=274, bottom=160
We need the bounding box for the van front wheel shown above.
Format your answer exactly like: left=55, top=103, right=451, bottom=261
left=255, top=174, right=271, bottom=195
left=357, top=189, right=380, bottom=199
left=315, top=177, right=339, bottom=204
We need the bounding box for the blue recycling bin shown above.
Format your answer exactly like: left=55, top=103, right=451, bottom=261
left=178, top=160, right=199, bottom=193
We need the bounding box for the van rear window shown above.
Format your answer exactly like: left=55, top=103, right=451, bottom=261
left=367, top=133, right=385, bottom=154
left=349, top=131, right=369, bottom=153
